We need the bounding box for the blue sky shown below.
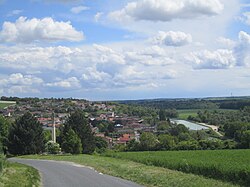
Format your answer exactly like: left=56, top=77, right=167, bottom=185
left=0, top=0, right=250, bottom=100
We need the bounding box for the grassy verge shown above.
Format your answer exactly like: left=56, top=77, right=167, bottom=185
left=0, top=161, right=40, bottom=187
left=21, top=154, right=237, bottom=187
left=105, top=149, right=250, bottom=186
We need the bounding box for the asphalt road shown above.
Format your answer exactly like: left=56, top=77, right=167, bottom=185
left=9, top=158, right=143, bottom=187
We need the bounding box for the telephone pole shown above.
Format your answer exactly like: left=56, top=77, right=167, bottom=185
left=52, top=112, right=56, bottom=143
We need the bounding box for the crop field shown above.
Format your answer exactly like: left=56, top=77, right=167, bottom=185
left=178, top=109, right=199, bottom=119
left=105, top=149, right=250, bottom=186
left=0, top=101, right=16, bottom=109
left=177, top=109, right=238, bottom=119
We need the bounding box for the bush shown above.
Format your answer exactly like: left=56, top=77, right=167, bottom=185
left=45, top=141, right=61, bottom=154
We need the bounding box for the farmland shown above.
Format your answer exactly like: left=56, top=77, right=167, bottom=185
left=177, top=109, right=238, bottom=120
left=21, top=154, right=237, bottom=187
left=105, top=149, right=250, bottom=186
left=0, top=101, right=16, bottom=109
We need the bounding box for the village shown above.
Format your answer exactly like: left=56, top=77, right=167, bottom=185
left=0, top=98, right=156, bottom=148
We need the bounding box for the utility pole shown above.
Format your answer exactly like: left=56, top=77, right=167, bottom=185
left=52, top=112, right=56, bottom=143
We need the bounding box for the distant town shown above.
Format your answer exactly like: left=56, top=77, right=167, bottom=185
left=0, top=97, right=155, bottom=147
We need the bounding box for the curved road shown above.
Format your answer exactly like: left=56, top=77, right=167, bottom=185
left=9, top=158, right=143, bottom=187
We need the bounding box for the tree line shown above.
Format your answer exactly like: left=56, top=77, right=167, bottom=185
left=0, top=110, right=107, bottom=156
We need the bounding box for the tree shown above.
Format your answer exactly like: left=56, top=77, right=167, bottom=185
left=8, top=112, right=45, bottom=155
left=61, top=128, right=82, bottom=154
left=64, top=110, right=95, bottom=154
left=159, top=109, right=166, bottom=121
left=139, top=132, right=159, bottom=151
left=95, top=137, right=108, bottom=153
left=126, top=139, right=140, bottom=151
left=171, top=124, right=189, bottom=136
left=158, top=134, right=176, bottom=150
left=157, top=121, right=171, bottom=131
left=240, top=130, right=250, bottom=148
left=0, top=116, right=10, bottom=154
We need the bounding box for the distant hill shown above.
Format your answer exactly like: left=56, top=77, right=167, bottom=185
left=115, top=96, right=250, bottom=110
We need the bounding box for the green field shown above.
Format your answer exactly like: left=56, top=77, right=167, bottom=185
left=21, top=154, right=237, bottom=187
left=0, top=101, right=16, bottom=109
left=178, top=109, right=199, bottom=119
left=177, top=109, right=238, bottom=119
left=105, top=149, right=250, bottom=186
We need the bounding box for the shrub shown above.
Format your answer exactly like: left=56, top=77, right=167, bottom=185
left=45, top=141, right=61, bottom=154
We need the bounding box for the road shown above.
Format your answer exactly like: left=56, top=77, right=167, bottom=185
left=9, top=158, right=143, bottom=187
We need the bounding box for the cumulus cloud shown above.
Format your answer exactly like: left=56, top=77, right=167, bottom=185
left=70, top=6, right=89, bottom=14
left=125, top=45, right=175, bottom=66
left=109, top=0, right=224, bottom=22
left=0, top=17, right=84, bottom=43
left=0, top=73, right=43, bottom=94
left=46, top=77, right=81, bottom=90
left=0, top=45, right=81, bottom=73
left=153, top=31, right=192, bottom=46
left=234, top=31, right=250, bottom=66
left=216, top=37, right=235, bottom=48
left=0, top=42, right=179, bottom=93
left=188, top=49, right=236, bottom=69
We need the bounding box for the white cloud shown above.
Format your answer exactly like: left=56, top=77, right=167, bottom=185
left=125, top=45, right=175, bottom=66
left=0, top=73, right=43, bottom=94
left=234, top=31, right=250, bottom=66
left=188, top=49, right=236, bottom=69
left=70, top=6, right=89, bottom=14
left=0, top=17, right=84, bottom=43
left=216, top=37, right=235, bottom=48
left=0, top=45, right=81, bottom=73
left=7, top=10, right=23, bottom=17
left=46, top=77, right=81, bottom=90
left=152, top=31, right=192, bottom=46
left=238, top=12, right=250, bottom=25
left=109, top=0, right=224, bottom=22
left=94, top=12, right=103, bottom=22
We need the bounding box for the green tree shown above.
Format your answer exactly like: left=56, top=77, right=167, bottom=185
left=126, top=139, right=140, bottom=151
left=0, top=116, right=10, bottom=154
left=139, top=132, right=159, bottom=151
left=65, top=110, right=95, bottom=154
left=8, top=112, right=45, bottom=155
left=159, top=109, right=166, bottom=121
left=158, top=134, right=176, bottom=150
left=157, top=121, right=171, bottom=131
left=95, top=137, right=108, bottom=153
left=240, top=130, right=250, bottom=148
left=61, top=128, right=82, bottom=154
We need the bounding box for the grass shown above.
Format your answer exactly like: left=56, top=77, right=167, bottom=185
left=178, top=109, right=198, bottom=119
left=0, top=161, right=40, bottom=187
left=105, top=149, right=250, bottom=186
left=177, top=109, right=238, bottom=120
left=20, top=154, right=238, bottom=187
left=0, top=101, right=16, bottom=109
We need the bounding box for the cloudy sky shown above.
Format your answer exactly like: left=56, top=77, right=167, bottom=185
left=0, top=0, right=250, bottom=100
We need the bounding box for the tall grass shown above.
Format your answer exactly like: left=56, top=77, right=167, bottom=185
left=105, top=149, right=250, bottom=186
left=0, top=154, right=5, bottom=174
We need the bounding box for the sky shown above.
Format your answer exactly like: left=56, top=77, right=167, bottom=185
left=0, top=0, right=250, bottom=101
